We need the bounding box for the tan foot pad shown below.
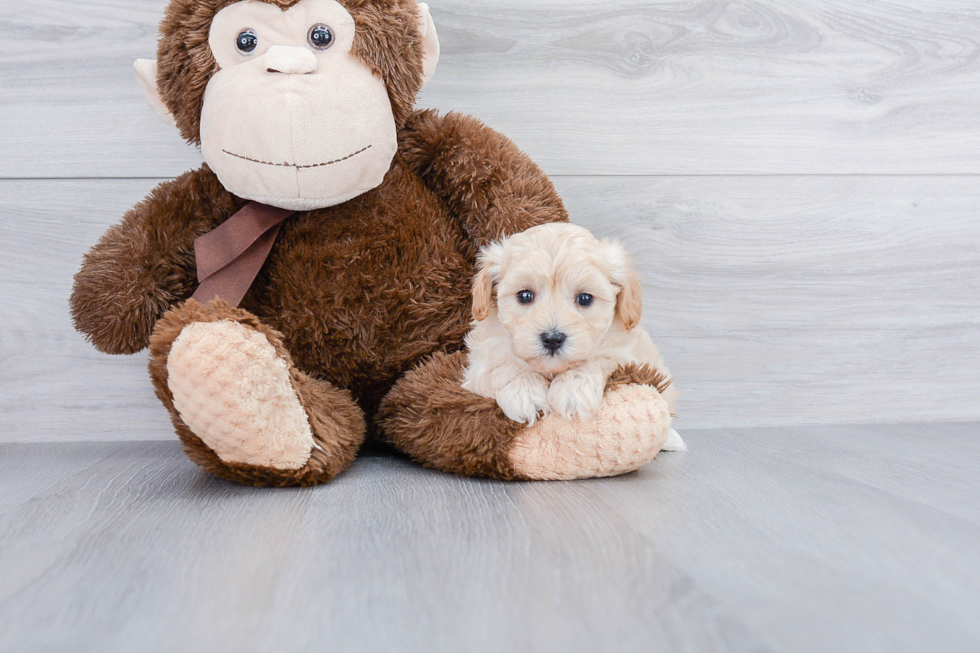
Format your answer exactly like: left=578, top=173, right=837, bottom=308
left=167, top=320, right=314, bottom=470
left=508, top=384, right=671, bottom=481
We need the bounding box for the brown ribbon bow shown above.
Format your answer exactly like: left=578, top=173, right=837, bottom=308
left=191, top=202, right=296, bottom=307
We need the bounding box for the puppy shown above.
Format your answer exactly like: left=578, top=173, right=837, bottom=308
left=461, top=223, right=685, bottom=451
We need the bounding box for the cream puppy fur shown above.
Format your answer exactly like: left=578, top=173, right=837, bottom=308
left=462, top=223, right=685, bottom=451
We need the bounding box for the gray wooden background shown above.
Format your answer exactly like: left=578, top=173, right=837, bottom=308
left=2, top=0, right=979, bottom=441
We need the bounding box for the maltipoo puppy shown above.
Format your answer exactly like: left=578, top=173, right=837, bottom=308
left=462, top=223, right=685, bottom=451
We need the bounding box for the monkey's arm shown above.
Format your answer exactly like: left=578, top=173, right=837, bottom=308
left=399, top=110, right=568, bottom=247
left=70, top=166, right=236, bottom=355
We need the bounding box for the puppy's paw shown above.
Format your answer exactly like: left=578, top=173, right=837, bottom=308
left=496, top=373, right=551, bottom=425
left=548, top=368, right=607, bottom=421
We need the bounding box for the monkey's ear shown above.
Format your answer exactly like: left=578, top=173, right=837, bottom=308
left=134, top=59, right=177, bottom=128
left=417, top=3, right=440, bottom=88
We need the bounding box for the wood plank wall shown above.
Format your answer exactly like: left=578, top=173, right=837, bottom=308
left=1, top=0, right=979, bottom=441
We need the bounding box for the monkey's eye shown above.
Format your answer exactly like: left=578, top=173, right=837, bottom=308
left=576, top=293, right=594, bottom=307
left=517, top=290, right=535, bottom=305
left=308, top=24, right=335, bottom=50
left=236, top=29, right=258, bottom=54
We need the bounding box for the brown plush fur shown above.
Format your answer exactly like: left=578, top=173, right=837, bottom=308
left=378, top=351, right=525, bottom=479
left=70, top=0, right=596, bottom=486
left=71, top=168, right=243, bottom=355
left=149, top=299, right=366, bottom=486
left=158, top=0, right=427, bottom=144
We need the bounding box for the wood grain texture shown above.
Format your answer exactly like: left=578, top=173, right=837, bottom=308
left=2, top=0, right=979, bottom=178
left=1, top=425, right=979, bottom=652
left=1, top=176, right=978, bottom=441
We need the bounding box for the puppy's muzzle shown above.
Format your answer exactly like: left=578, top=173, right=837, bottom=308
left=541, top=330, right=567, bottom=355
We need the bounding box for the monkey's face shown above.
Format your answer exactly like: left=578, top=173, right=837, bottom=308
left=199, top=0, right=399, bottom=210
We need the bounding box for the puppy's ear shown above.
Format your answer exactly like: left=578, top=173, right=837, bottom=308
left=617, top=270, right=643, bottom=331
left=472, top=242, right=505, bottom=321
left=472, top=267, right=494, bottom=321
left=606, top=241, right=643, bottom=331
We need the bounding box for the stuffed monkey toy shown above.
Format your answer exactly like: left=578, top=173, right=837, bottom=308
left=70, top=0, right=674, bottom=486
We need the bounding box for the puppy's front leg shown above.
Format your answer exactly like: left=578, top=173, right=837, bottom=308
left=493, top=364, right=552, bottom=425
left=548, top=359, right=609, bottom=421
left=463, top=329, right=551, bottom=425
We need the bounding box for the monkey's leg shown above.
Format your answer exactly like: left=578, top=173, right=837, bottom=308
left=148, top=300, right=365, bottom=487
left=378, top=352, right=673, bottom=481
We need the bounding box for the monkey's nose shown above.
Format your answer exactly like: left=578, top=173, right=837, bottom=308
left=541, top=331, right=567, bottom=354
left=265, top=46, right=318, bottom=75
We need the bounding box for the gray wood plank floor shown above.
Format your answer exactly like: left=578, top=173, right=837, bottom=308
left=1, top=423, right=978, bottom=653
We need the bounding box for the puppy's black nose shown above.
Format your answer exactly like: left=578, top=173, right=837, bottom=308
left=541, top=331, right=567, bottom=353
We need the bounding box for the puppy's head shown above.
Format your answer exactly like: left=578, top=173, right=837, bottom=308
left=472, top=223, right=643, bottom=376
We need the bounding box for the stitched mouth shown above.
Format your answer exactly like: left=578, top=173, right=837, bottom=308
left=222, top=144, right=373, bottom=169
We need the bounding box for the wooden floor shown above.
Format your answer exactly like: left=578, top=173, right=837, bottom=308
left=1, top=423, right=979, bottom=653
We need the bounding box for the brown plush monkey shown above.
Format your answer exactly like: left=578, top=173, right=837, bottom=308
left=70, top=0, right=674, bottom=486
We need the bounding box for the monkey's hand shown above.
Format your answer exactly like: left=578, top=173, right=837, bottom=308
left=70, top=167, right=231, bottom=355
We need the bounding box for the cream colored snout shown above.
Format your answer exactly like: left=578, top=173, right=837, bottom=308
left=265, top=45, right=318, bottom=75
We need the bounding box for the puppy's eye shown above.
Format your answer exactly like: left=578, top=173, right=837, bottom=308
left=576, top=293, right=594, bottom=307
left=308, top=24, right=335, bottom=50
left=236, top=29, right=258, bottom=54
left=517, top=290, right=535, bottom=305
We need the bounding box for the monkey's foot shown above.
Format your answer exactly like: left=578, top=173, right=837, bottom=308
left=166, top=319, right=313, bottom=470
left=508, top=382, right=671, bottom=480
left=379, top=352, right=672, bottom=481
left=149, top=300, right=365, bottom=487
